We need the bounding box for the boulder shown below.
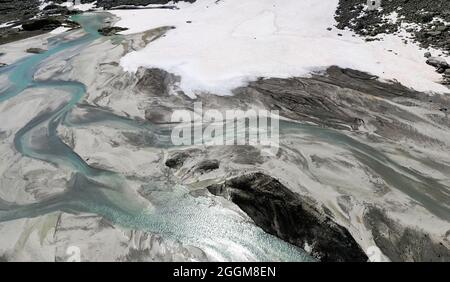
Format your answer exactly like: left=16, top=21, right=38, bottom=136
left=165, top=152, right=191, bottom=169
left=426, top=56, right=450, bottom=69
left=26, top=48, right=47, bottom=54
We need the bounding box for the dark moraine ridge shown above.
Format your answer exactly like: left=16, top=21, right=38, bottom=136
left=206, top=173, right=368, bottom=262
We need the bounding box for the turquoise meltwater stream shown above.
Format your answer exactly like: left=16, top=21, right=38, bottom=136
left=0, top=13, right=314, bottom=262
left=0, top=12, right=447, bottom=262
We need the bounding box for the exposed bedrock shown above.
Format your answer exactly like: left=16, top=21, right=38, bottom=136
left=206, top=173, right=368, bottom=262
left=22, top=18, right=63, bottom=31
left=165, top=150, right=220, bottom=174
left=98, top=26, right=128, bottom=36
left=165, top=151, right=191, bottom=169
left=135, top=68, right=180, bottom=96
left=0, top=0, right=42, bottom=25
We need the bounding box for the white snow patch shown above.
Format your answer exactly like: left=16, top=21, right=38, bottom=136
left=111, top=0, right=449, bottom=97
left=0, top=22, right=14, bottom=29
left=38, top=0, right=54, bottom=10
left=60, top=1, right=97, bottom=11
left=384, top=11, right=401, bottom=24
left=50, top=26, right=71, bottom=34
left=38, top=1, right=97, bottom=11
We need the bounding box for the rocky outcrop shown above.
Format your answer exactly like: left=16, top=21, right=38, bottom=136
left=22, top=18, right=62, bottom=31
left=425, top=56, right=450, bottom=84
left=98, top=26, right=128, bottom=36
left=206, top=173, right=368, bottom=262
left=135, top=67, right=179, bottom=96
left=0, top=0, right=41, bottom=26
left=426, top=57, right=450, bottom=70
left=165, top=151, right=191, bottom=169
